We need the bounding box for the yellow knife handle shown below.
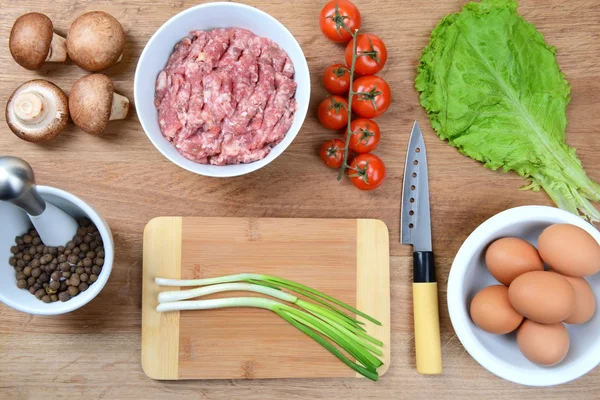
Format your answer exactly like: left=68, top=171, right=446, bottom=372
left=413, top=251, right=442, bottom=374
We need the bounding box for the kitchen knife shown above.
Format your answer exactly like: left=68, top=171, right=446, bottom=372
left=401, top=121, right=442, bottom=375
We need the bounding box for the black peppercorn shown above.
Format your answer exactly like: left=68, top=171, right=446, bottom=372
left=31, top=268, right=41, bottom=278
left=34, top=288, right=45, bottom=299
left=66, top=241, right=75, bottom=250
left=23, top=235, right=33, bottom=244
left=74, top=236, right=83, bottom=245
left=58, top=292, right=70, bottom=302
left=41, top=295, right=51, bottom=303
left=83, top=235, right=93, bottom=244
left=95, top=258, right=104, bottom=267
left=16, top=272, right=26, bottom=280
left=48, top=280, right=60, bottom=291
left=50, top=294, right=58, bottom=302
left=67, top=286, right=79, bottom=296
left=70, top=275, right=80, bottom=287
left=51, top=271, right=61, bottom=281
left=85, top=267, right=92, bottom=275
left=78, top=282, right=89, bottom=292
left=16, top=259, right=25, bottom=268
left=17, top=279, right=27, bottom=289
left=67, top=254, right=79, bottom=264
left=80, top=273, right=89, bottom=282
left=38, top=273, right=49, bottom=283
left=29, top=287, right=36, bottom=294
left=9, top=257, right=16, bottom=266
left=29, top=229, right=38, bottom=238
left=23, top=254, right=31, bottom=262
left=62, top=271, right=71, bottom=279
left=32, top=237, right=41, bottom=246
left=89, top=274, right=98, bottom=283
left=23, top=266, right=32, bottom=276
left=75, top=267, right=84, bottom=275
left=57, top=254, right=66, bottom=263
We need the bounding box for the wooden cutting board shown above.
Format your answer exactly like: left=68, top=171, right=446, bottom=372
left=141, top=217, right=390, bottom=380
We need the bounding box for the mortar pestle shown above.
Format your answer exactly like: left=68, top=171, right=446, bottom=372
left=0, top=157, right=114, bottom=315
left=0, top=156, right=78, bottom=246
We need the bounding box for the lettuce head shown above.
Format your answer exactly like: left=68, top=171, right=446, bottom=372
left=416, top=0, right=600, bottom=221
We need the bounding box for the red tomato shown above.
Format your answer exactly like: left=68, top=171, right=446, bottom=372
left=348, top=118, right=380, bottom=153
left=320, top=139, right=345, bottom=168
left=319, top=0, right=361, bottom=43
left=318, top=96, right=349, bottom=130
left=323, top=63, right=351, bottom=95
left=351, top=76, right=392, bottom=118
left=349, top=153, right=386, bottom=190
left=345, top=34, right=387, bottom=76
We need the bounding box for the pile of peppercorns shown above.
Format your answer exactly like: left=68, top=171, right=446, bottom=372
left=8, top=218, right=104, bottom=303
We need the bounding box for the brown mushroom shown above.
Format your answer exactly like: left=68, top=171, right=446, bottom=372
left=5, top=80, right=69, bottom=142
left=66, top=11, right=125, bottom=72
left=68, top=74, right=129, bottom=135
left=9, top=13, right=67, bottom=70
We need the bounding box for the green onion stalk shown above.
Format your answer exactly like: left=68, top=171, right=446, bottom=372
left=156, top=275, right=384, bottom=381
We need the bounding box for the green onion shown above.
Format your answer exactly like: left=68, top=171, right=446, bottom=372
left=155, top=273, right=381, bottom=325
left=155, top=275, right=384, bottom=381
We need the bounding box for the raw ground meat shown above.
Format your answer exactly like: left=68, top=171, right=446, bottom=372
left=154, top=28, right=298, bottom=165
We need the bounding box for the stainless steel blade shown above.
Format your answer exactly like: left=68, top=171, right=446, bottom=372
left=401, top=121, right=432, bottom=252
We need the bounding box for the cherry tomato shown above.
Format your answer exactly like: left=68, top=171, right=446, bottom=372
left=318, top=95, right=349, bottom=130
left=351, top=76, right=391, bottom=118
left=348, top=118, right=380, bottom=153
left=319, top=0, right=361, bottom=43
left=320, top=139, right=345, bottom=168
left=349, top=153, right=386, bottom=190
left=345, top=33, right=387, bottom=76
left=323, top=63, right=351, bottom=95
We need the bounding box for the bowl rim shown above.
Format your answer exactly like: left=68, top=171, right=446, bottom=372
left=133, top=1, right=310, bottom=178
left=448, top=205, right=600, bottom=386
left=0, top=185, right=114, bottom=315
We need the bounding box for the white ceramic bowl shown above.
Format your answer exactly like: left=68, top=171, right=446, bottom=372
left=0, top=186, right=114, bottom=315
left=448, top=206, right=600, bottom=386
left=134, top=2, right=310, bottom=177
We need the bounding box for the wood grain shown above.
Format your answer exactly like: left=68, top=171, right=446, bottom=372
left=0, top=0, right=599, bottom=398
left=356, top=219, right=391, bottom=377
left=141, top=217, right=182, bottom=380
left=141, top=217, right=390, bottom=380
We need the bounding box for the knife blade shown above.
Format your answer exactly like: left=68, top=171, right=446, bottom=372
left=401, top=121, right=442, bottom=375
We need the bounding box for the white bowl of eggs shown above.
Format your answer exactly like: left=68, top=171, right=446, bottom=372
left=448, top=205, right=600, bottom=386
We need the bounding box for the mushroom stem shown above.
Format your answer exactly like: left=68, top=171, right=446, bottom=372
left=45, top=33, right=67, bottom=63
left=13, top=92, right=47, bottom=125
left=110, top=93, right=129, bottom=121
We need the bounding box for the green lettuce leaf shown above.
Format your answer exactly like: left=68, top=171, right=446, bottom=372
left=416, top=0, right=600, bottom=221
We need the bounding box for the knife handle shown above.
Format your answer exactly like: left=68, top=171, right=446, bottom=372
left=413, top=251, right=442, bottom=375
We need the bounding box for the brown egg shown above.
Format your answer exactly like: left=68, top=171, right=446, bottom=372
left=508, top=271, right=575, bottom=324
left=559, top=274, right=596, bottom=325
left=538, top=224, right=600, bottom=277
left=485, top=237, right=544, bottom=285
left=517, top=320, right=570, bottom=366
left=470, top=285, right=524, bottom=334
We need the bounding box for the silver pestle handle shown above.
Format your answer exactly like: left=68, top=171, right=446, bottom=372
left=0, top=156, right=78, bottom=247
left=0, top=156, right=46, bottom=216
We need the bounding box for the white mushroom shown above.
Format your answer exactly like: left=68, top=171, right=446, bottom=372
left=68, top=74, right=129, bottom=135
left=66, top=11, right=126, bottom=72
left=5, top=80, right=69, bottom=142
left=9, top=13, right=67, bottom=70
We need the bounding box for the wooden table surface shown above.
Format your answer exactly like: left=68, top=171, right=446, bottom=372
left=1, top=0, right=599, bottom=399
